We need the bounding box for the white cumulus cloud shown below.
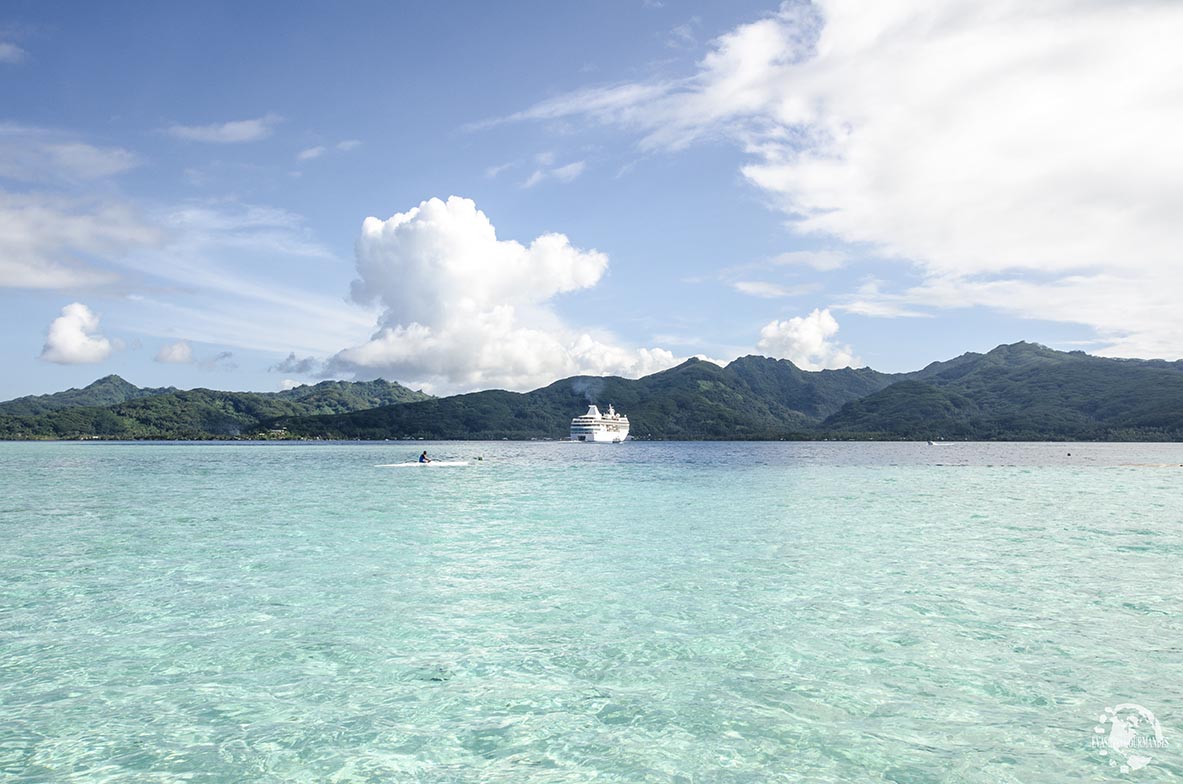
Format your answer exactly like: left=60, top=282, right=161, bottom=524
left=155, top=340, right=193, bottom=364
left=166, top=114, right=281, bottom=143
left=40, top=303, right=113, bottom=364
left=296, top=146, right=325, bottom=161
left=330, top=196, right=678, bottom=391
left=502, top=0, right=1183, bottom=359
left=757, top=308, right=857, bottom=370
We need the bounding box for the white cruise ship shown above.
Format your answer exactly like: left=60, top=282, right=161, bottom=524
left=570, top=404, right=629, bottom=443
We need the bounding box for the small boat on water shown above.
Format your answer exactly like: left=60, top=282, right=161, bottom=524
left=570, top=404, right=629, bottom=443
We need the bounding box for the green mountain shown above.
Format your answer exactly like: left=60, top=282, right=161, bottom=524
left=268, top=356, right=900, bottom=440
left=0, top=375, right=176, bottom=417
left=725, top=355, right=898, bottom=419
left=274, top=379, right=432, bottom=414
left=4, top=343, right=1183, bottom=441
left=822, top=342, right=1183, bottom=440
left=0, top=378, right=430, bottom=440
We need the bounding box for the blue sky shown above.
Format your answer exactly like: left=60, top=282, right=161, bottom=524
left=2, top=1, right=1179, bottom=399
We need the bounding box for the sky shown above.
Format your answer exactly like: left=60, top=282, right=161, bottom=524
left=2, top=0, right=1181, bottom=400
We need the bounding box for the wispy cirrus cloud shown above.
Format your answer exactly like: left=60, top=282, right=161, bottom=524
left=0, top=124, right=155, bottom=293
left=666, top=18, right=701, bottom=49
left=297, top=140, right=362, bottom=162
left=0, top=123, right=139, bottom=182
left=0, top=192, right=161, bottom=289
left=523, top=159, right=586, bottom=188
left=495, top=0, right=1183, bottom=359
left=717, top=249, right=835, bottom=301
left=113, top=200, right=378, bottom=357
left=833, top=279, right=931, bottom=319
left=767, top=250, right=848, bottom=272
left=0, top=42, right=27, bottom=64
left=485, top=161, right=513, bottom=179
left=166, top=114, right=281, bottom=143
left=469, top=82, right=674, bottom=134
left=732, top=280, right=820, bottom=299
left=0, top=119, right=374, bottom=369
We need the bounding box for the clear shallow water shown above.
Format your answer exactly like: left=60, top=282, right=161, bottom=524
left=1, top=441, right=1181, bottom=783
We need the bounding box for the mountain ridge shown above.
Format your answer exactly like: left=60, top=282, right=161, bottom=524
left=3, top=342, right=1182, bottom=440
left=263, top=356, right=902, bottom=441
left=823, top=342, right=1183, bottom=439
left=0, top=378, right=431, bottom=439
left=0, top=375, right=177, bottom=417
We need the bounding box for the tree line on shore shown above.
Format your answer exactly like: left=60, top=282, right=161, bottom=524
left=4, top=342, right=1183, bottom=442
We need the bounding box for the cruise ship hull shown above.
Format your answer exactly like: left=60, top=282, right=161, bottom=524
left=570, top=426, right=629, bottom=443
left=570, top=404, right=629, bottom=443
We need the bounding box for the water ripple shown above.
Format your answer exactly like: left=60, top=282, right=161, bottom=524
left=1, top=441, right=1180, bottom=782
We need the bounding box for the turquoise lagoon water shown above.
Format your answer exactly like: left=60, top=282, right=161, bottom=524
left=1, top=441, right=1181, bottom=783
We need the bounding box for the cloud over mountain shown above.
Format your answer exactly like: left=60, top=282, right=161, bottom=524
left=757, top=308, right=856, bottom=370
left=40, top=303, right=113, bottom=364
left=330, top=196, right=677, bottom=391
